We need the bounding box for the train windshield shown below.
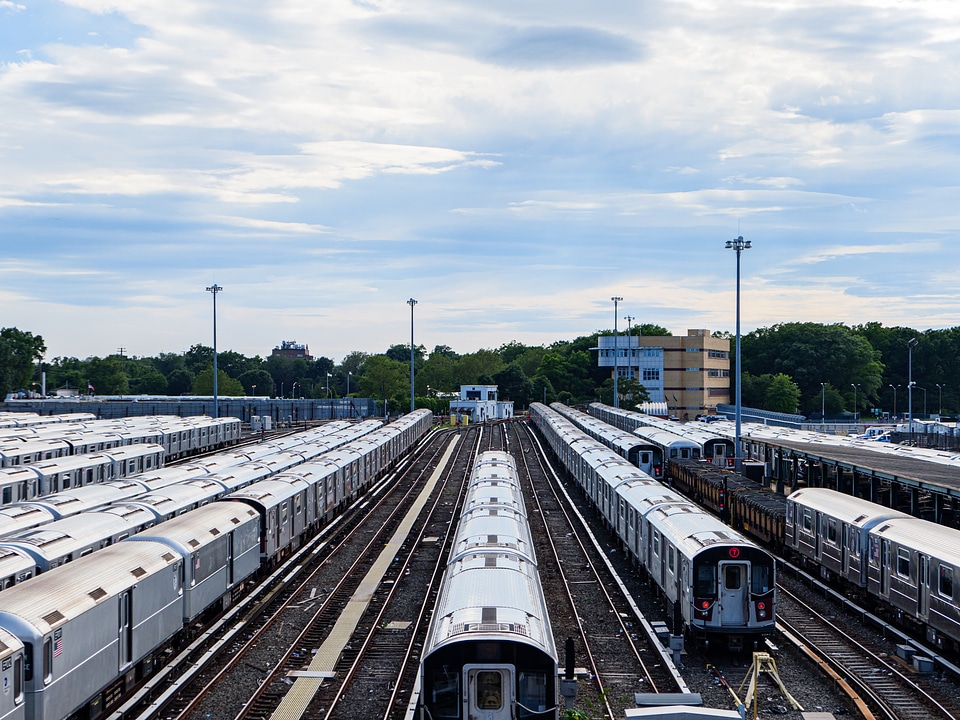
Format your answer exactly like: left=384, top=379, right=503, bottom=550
left=694, top=564, right=717, bottom=597
left=429, top=667, right=460, bottom=718
left=518, top=671, right=548, bottom=717
left=751, top=561, right=773, bottom=593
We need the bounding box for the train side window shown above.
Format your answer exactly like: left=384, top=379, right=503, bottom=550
left=939, top=566, right=954, bottom=598
left=2, top=486, right=10, bottom=504
left=897, top=548, right=910, bottom=578
left=42, top=637, right=53, bottom=683
left=476, top=671, right=502, bottom=710
left=827, top=519, right=837, bottom=544
left=869, top=536, right=881, bottom=565
left=802, top=509, right=812, bottom=532
left=692, top=448, right=701, bottom=459
left=668, top=547, right=675, bottom=572
left=653, top=532, right=660, bottom=556
left=14, top=655, right=23, bottom=702
left=518, top=671, right=548, bottom=717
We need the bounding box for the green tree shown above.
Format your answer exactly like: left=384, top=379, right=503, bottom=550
left=765, top=374, right=800, bottom=414
left=167, top=368, right=195, bottom=395
left=86, top=355, right=130, bottom=395
left=0, top=327, right=46, bottom=398
left=359, top=355, right=407, bottom=407
left=492, top=364, right=533, bottom=406
left=238, top=369, right=274, bottom=396
left=192, top=368, right=244, bottom=396
left=184, top=344, right=214, bottom=375
left=741, top=323, right=883, bottom=415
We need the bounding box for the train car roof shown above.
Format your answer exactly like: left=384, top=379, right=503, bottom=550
left=787, top=487, right=913, bottom=527
left=0, top=541, right=180, bottom=634
left=871, top=517, right=960, bottom=566
left=426, top=551, right=556, bottom=659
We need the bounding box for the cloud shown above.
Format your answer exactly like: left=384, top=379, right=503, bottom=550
left=793, top=241, right=941, bottom=265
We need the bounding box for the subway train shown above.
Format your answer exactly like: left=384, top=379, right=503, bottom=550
left=0, top=420, right=384, bottom=544
left=529, top=403, right=776, bottom=649
left=0, top=409, right=432, bottom=720
left=667, top=457, right=960, bottom=655
left=420, top=451, right=558, bottom=720
left=0, top=415, right=241, bottom=468
left=588, top=403, right=736, bottom=467
left=549, top=403, right=698, bottom=480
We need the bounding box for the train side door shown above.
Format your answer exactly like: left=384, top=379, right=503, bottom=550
left=918, top=554, right=929, bottom=620
left=465, top=665, right=514, bottom=720
left=718, top=561, right=748, bottom=625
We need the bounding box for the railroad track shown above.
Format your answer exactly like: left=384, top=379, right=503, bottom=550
left=220, top=427, right=476, bottom=720
left=513, top=420, right=686, bottom=719
left=776, top=580, right=957, bottom=720
left=115, top=427, right=456, bottom=720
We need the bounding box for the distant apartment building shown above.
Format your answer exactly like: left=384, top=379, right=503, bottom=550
left=596, top=328, right=730, bottom=418
left=271, top=340, right=313, bottom=362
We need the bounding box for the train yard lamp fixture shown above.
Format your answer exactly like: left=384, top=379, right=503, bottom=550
left=292, top=382, right=299, bottom=400
left=205, top=284, right=223, bottom=419
left=936, top=383, right=945, bottom=417
left=408, top=298, right=418, bottom=413
left=725, top=236, right=751, bottom=472
left=347, top=371, right=352, bottom=397
left=326, top=373, right=332, bottom=398
left=625, top=315, right=634, bottom=384
left=907, top=337, right=918, bottom=421
left=611, top=297, right=623, bottom=408
left=889, top=384, right=900, bottom=418
left=850, top=383, right=861, bottom=423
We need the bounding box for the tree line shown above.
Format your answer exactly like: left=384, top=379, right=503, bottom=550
left=1, top=321, right=957, bottom=418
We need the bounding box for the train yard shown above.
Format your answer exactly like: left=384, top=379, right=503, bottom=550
left=2, top=409, right=960, bottom=720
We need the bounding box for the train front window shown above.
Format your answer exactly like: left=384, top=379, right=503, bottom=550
left=694, top=564, right=717, bottom=596
left=476, top=671, right=503, bottom=710
left=429, top=668, right=460, bottom=718
left=751, top=563, right=772, bottom=593
left=518, top=671, right=547, bottom=718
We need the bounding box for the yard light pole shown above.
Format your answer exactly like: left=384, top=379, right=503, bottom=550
left=326, top=373, right=331, bottom=398
left=205, top=284, right=223, bottom=418
left=850, top=383, right=861, bottom=422
left=625, top=315, right=634, bottom=383
left=821, top=382, right=826, bottom=430
left=408, top=298, right=417, bottom=413
left=611, top=296, right=623, bottom=408
left=725, top=236, right=751, bottom=472
left=347, top=371, right=352, bottom=397
left=936, top=383, right=945, bottom=417
left=889, top=384, right=899, bottom=418
left=916, top=386, right=927, bottom=419
left=907, top=338, right=918, bottom=421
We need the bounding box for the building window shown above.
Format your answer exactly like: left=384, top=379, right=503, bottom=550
left=687, top=367, right=700, bottom=372
left=686, top=347, right=701, bottom=353
left=708, top=388, right=728, bottom=397
left=707, top=369, right=730, bottom=378
left=643, top=348, right=661, bottom=357
left=642, top=369, right=660, bottom=381
left=708, top=350, right=729, bottom=359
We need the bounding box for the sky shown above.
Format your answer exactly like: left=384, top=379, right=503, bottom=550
left=2, top=0, right=960, bottom=364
